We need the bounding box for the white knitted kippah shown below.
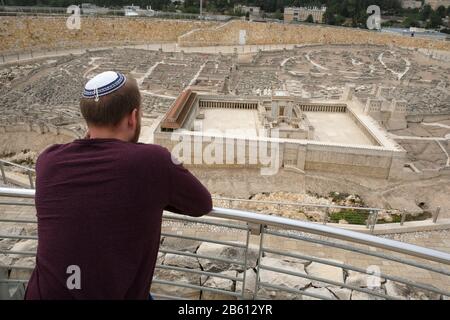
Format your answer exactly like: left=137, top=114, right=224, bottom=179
left=82, top=71, right=127, bottom=101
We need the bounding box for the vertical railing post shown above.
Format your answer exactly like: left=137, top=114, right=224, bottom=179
left=0, top=162, right=7, bottom=185
left=323, top=207, right=329, bottom=225
left=0, top=267, right=10, bottom=300
left=433, top=207, right=441, bottom=223
left=366, top=210, right=371, bottom=229
left=253, top=225, right=265, bottom=300
left=369, top=210, right=377, bottom=233
left=400, top=210, right=407, bottom=226
left=240, top=224, right=253, bottom=300
left=27, top=171, right=34, bottom=189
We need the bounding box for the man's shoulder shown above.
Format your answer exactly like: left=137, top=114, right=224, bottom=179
left=131, top=143, right=172, bottom=162
left=37, top=142, right=73, bottom=161
left=134, top=143, right=170, bottom=155
left=135, top=142, right=168, bottom=152
left=37, top=141, right=173, bottom=168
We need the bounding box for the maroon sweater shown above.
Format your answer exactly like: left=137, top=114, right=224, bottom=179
left=25, top=138, right=212, bottom=300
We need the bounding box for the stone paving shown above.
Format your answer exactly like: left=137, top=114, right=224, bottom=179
left=304, top=112, right=375, bottom=145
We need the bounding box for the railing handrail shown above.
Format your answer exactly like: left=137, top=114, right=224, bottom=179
left=1, top=186, right=450, bottom=265
left=209, top=207, right=450, bottom=265
left=0, top=187, right=35, bottom=198
left=0, top=160, right=36, bottom=173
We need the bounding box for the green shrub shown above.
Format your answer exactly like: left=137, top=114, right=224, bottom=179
left=329, top=209, right=369, bottom=225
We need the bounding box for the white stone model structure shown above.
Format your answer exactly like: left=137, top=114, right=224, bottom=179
left=155, top=88, right=406, bottom=180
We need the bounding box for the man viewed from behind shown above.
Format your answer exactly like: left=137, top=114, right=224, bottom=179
left=25, top=71, right=212, bottom=299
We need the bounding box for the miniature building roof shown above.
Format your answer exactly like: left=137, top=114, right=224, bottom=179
left=161, top=89, right=197, bottom=130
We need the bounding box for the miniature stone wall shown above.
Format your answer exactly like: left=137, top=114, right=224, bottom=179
left=0, top=123, right=78, bottom=155
left=154, top=129, right=401, bottom=180
left=178, top=20, right=450, bottom=51
left=2, top=17, right=450, bottom=55
left=0, top=16, right=217, bottom=53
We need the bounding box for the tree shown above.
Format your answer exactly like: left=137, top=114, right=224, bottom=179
left=324, top=9, right=336, bottom=25
left=273, top=9, right=283, bottom=20
left=403, top=16, right=419, bottom=28
left=426, top=11, right=442, bottom=28
left=421, top=4, right=432, bottom=21
left=305, top=14, right=314, bottom=23
left=436, top=5, right=446, bottom=18
left=335, top=14, right=346, bottom=26
left=233, top=7, right=245, bottom=16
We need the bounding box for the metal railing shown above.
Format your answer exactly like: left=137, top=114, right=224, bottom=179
left=0, top=187, right=449, bottom=300
left=214, top=196, right=383, bottom=230
left=0, top=160, right=35, bottom=189
left=212, top=196, right=444, bottom=230
left=1, top=165, right=443, bottom=230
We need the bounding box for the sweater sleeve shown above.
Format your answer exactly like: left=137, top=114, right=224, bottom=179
left=164, top=151, right=212, bottom=217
